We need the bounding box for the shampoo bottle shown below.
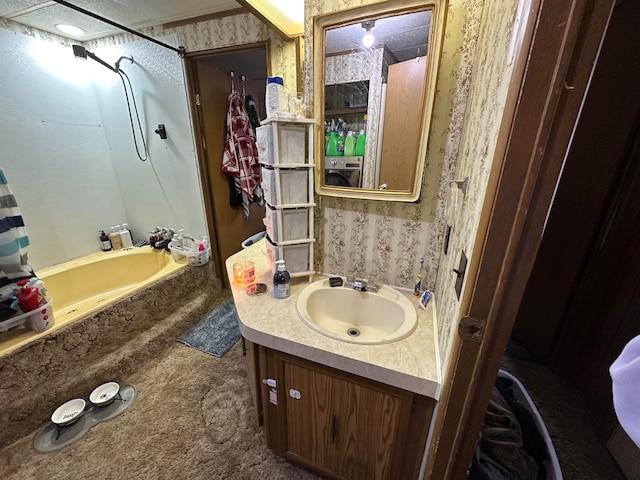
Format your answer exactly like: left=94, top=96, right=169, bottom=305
left=110, top=226, right=123, bottom=250
left=16, top=279, right=46, bottom=313
left=99, top=230, right=112, bottom=251
left=120, top=223, right=134, bottom=249
left=273, top=260, right=291, bottom=299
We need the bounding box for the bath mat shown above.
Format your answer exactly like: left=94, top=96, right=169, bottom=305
left=177, top=300, right=241, bottom=358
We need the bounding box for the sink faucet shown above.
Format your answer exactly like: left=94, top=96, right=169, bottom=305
left=345, top=278, right=378, bottom=293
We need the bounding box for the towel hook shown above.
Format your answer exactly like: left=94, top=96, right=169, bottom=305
left=230, top=71, right=235, bottom=93
left=241, top=75, right=246, bottom=96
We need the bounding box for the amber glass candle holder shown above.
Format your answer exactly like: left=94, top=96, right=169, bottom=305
left=233, top=261, right=255, bottom=286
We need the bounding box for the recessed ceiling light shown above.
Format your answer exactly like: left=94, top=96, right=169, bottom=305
left=55, top=24, right=85, bottom=36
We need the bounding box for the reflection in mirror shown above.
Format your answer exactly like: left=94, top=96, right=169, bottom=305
left=314, top=1, right=446, bottom=202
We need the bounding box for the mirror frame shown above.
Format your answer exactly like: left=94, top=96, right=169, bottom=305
left=313, top=0, right=447, bottom=202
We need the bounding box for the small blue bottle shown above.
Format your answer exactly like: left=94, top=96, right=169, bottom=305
left=273, top=260, right=291, bottom=299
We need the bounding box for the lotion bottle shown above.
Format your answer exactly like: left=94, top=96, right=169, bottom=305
left=120, top=223, right=134, bottom=249
left=110, top=226, right=123, bottom=250
left=273, top=260, right=291, bottom=299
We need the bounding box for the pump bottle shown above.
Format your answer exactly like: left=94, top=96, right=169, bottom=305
left=273, top=260, right=291, bottom=299
left=99, top=230, right=112, bottom=251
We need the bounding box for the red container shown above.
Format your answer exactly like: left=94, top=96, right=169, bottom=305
left=16, top=280, right=46, bottom=313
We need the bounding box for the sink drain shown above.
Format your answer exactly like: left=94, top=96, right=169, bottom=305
left=347, top=327, right=361, bottom=337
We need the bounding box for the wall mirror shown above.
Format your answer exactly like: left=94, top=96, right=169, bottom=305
left=313, top=0, right=446, bottom=202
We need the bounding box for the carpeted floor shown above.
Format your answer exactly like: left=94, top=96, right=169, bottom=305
left=0, top=341, right=323, bottom=480
left=0, top=331, right=628, bottom=479
left=501, top=343, right=626, bottom=480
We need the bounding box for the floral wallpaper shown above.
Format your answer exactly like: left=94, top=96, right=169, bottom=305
left=434, top=1, right=521, bottom=373
left=325, top=48, right=383, bottom=189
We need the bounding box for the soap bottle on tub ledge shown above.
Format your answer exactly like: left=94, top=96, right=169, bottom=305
left=273, top=260, right=291, bottom=299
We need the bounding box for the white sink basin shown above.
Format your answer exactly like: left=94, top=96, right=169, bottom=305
left=295, top=278, right=418, bottom=344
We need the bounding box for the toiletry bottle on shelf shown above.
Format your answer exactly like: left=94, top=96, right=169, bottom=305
left=413, top=257, right=425, bottom=297
left=273, top=260, right=291, bottom=299
left=344, top=131, right=356, bottom=156
left=99, top=230, right=112, bottom=251
left=120, top=223, right=133, bottom=249
left=266, top=76, right=286, bottom=116
left=15, top=279, right=46, bottom=313
left=355, top=129, right=367, bottom=156
left=110, top=226, right=123, bottom=250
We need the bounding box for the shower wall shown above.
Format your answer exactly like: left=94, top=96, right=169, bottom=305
left=0, top=23, right=207, bottom=270
left=0, top=26, right=128, bottom=270
left=92, top=36, right=207, bottom=245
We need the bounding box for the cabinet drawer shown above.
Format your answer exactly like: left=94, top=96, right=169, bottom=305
left=264, top=206, right=309, bottom=243
left=261, top=167, right=309, bottom=205
left=256, top=123, right=308, bottom=165
left=265, top=236, right=312, bottom=274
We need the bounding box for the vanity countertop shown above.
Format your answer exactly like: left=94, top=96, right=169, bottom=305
left=226, top=240, right=442, bottom=400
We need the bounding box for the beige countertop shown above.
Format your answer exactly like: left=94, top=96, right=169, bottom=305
left=226, top=240, right=442, bottom=400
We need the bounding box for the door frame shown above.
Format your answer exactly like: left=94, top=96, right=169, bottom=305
left=183, top=42, right=270, bottom=285
left=427, top=0, right=615, bottom=477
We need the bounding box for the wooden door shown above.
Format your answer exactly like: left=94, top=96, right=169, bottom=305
left=378, top=57, right=427, bottom=190
left=512, top=0, right=640, bottom=365
left=189, top=52, right=266, bottom=286
left=282, top=359, right=410, bottom=480
left=551, top=113, right=640, bottom=437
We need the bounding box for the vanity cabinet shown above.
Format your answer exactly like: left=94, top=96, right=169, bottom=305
left=257, top=346, right=435, bottom=480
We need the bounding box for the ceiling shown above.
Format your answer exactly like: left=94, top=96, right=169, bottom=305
left=326, top=10, right=432, bottom=62
left=0, top=0, right=242, bottom=41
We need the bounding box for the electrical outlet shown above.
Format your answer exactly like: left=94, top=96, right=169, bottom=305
left=454, top=250, right=467, bottom=300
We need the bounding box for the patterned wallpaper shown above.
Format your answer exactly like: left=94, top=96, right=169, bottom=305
left=434, top=1, right=520, bottom=372
left=325, top=48, right=383, bottom=189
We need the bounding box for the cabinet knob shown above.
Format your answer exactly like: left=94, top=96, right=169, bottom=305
left=289, top=389, right=301, bottom=399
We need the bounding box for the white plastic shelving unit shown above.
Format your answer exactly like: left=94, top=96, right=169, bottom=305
left=256, top=116, right=315, bottom=282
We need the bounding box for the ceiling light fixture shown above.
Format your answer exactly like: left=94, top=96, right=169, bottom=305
left=362, top=20, right=376, bottom=48
left=55, top=24, right=85, bottom=36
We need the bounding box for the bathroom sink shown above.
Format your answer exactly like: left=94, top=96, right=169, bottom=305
left=295, top=278, right=418, bottom=344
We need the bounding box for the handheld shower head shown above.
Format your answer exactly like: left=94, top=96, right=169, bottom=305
left=72, top=44, right=87, bottom=59
left=71, top=44, right=116, bottom=72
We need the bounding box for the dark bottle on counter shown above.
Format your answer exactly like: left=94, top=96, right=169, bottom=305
left=99, top=230, right=112, bottom=251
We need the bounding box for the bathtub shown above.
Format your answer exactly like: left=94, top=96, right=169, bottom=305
left=0, top=247, right=186, bottom=356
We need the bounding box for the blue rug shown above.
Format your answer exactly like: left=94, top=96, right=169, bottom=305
left=177, top=300, right=241, bottom=358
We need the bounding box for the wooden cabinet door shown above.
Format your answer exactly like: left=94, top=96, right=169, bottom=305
left=282, top=358, right=413, bottom=480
